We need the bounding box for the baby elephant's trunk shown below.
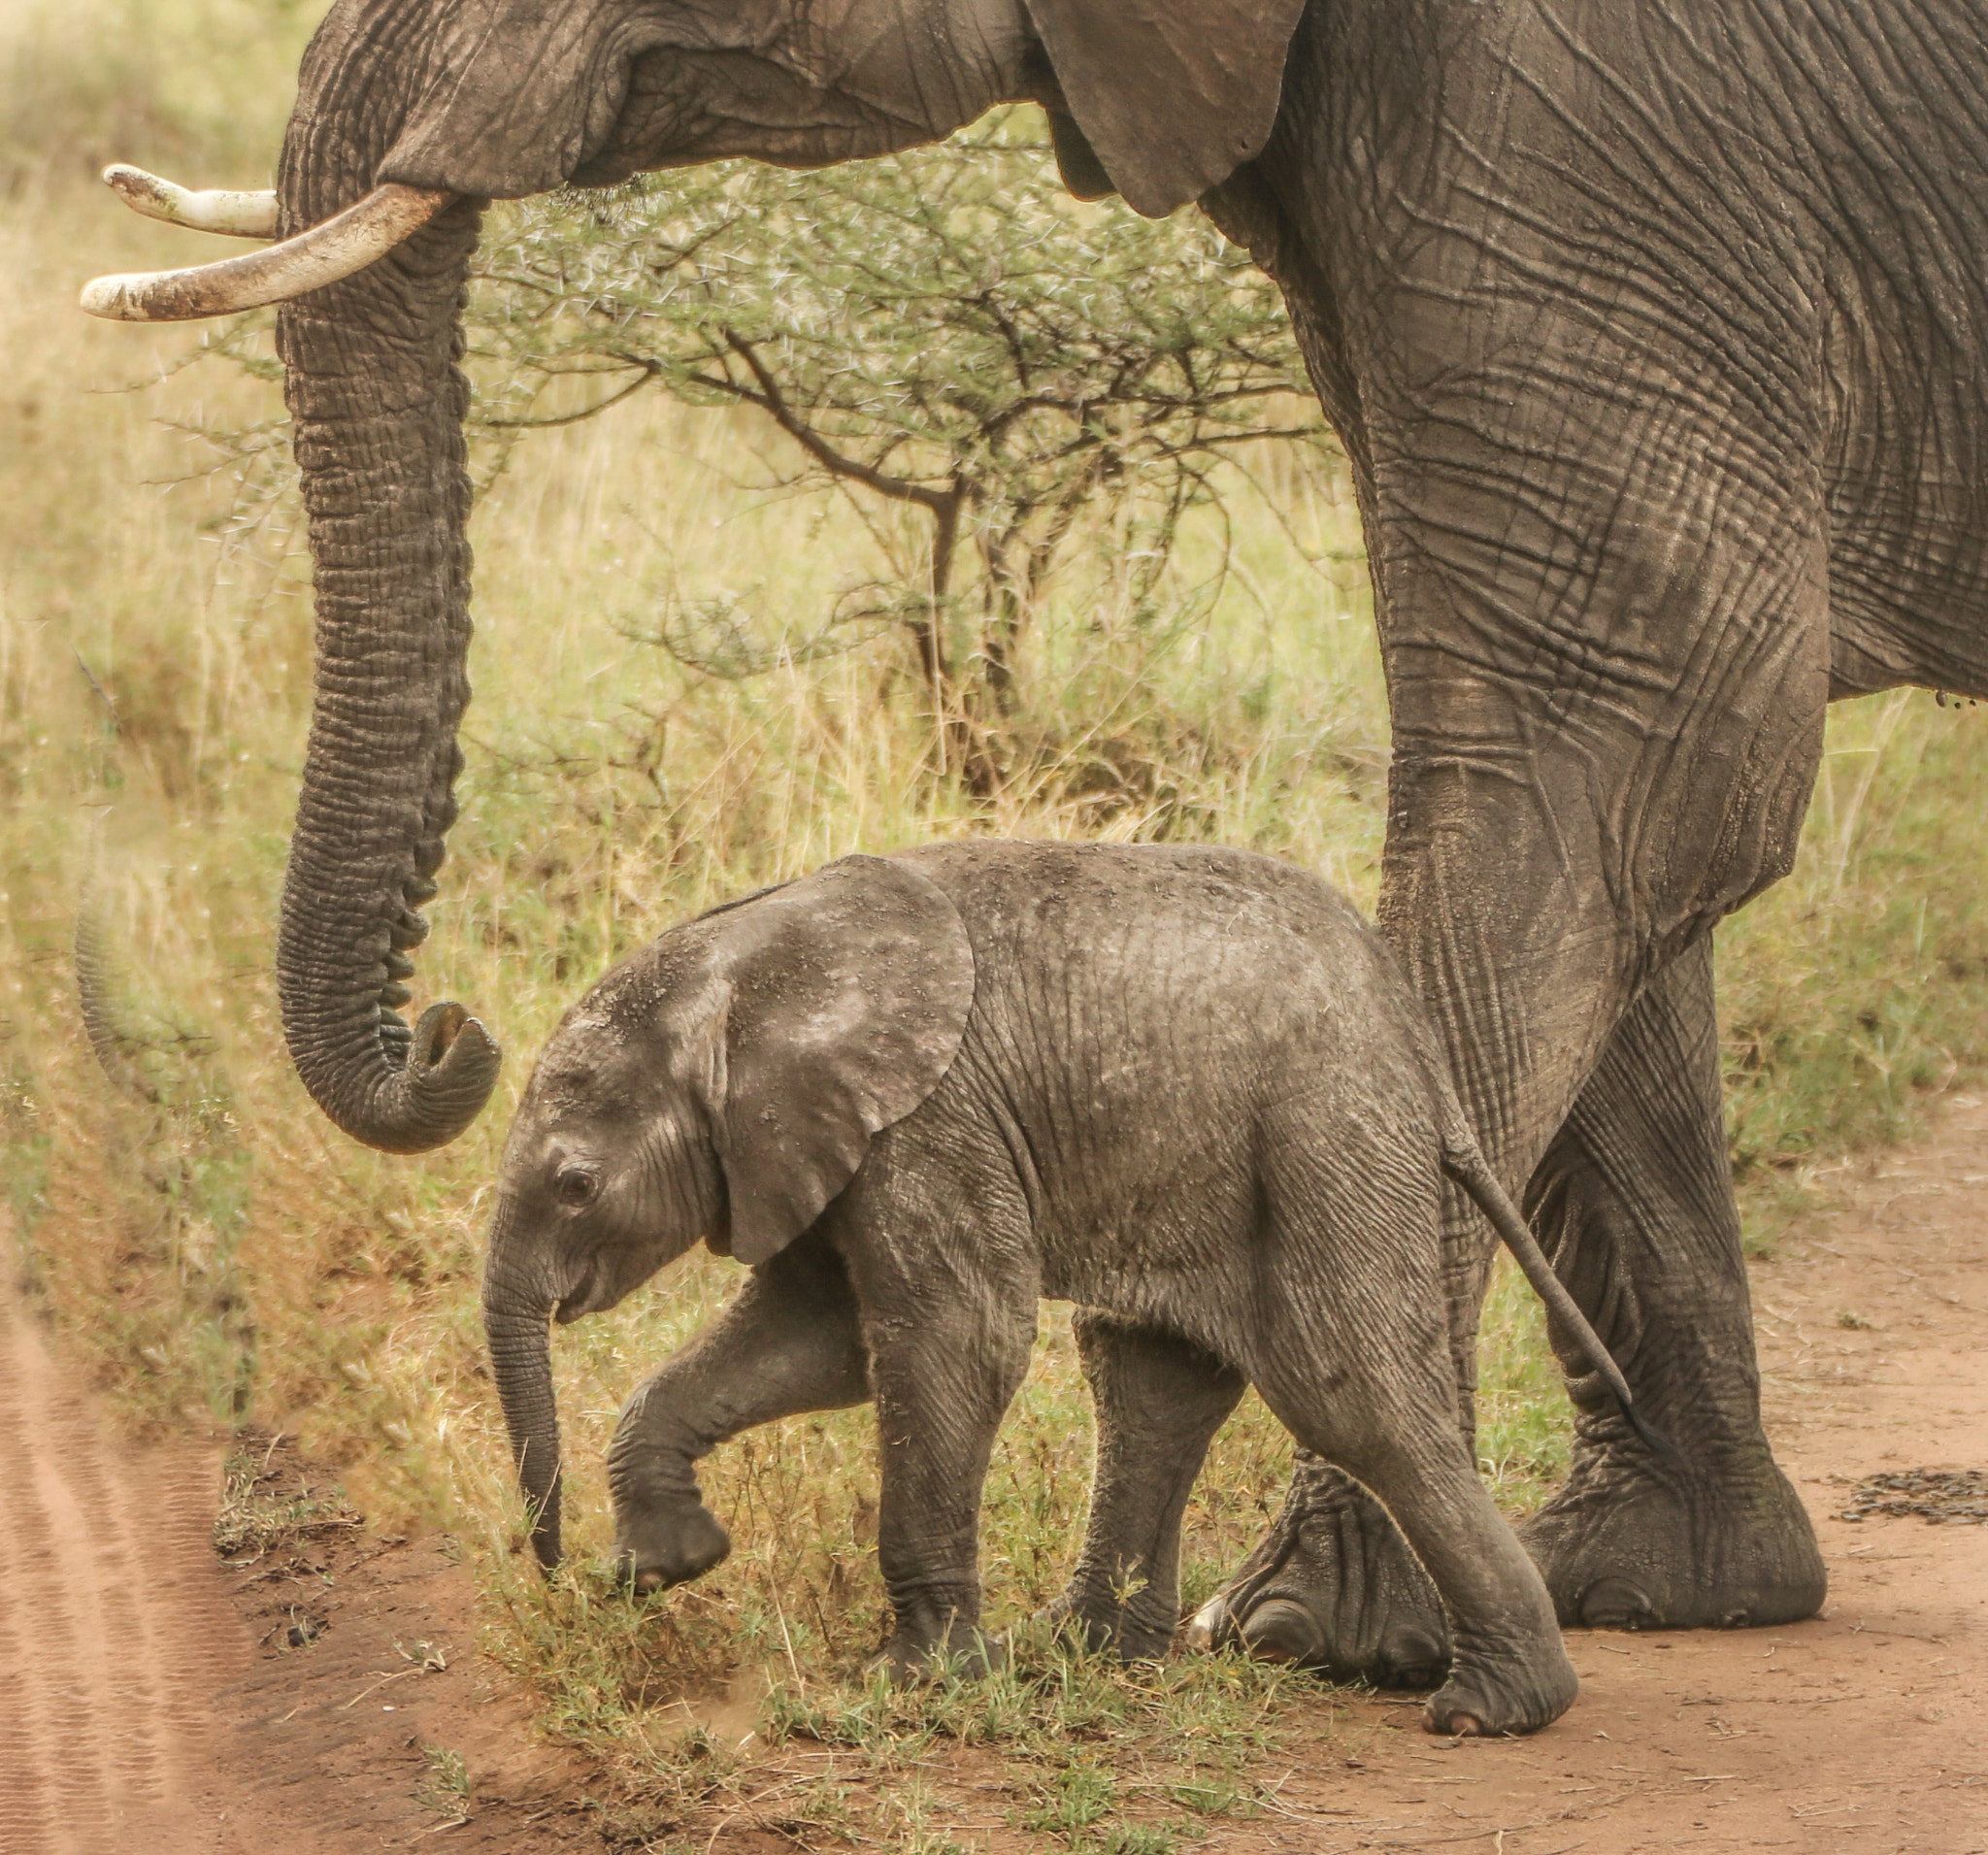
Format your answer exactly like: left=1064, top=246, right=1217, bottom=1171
left=1440, top=1144, right=1672, bottom=1460
left=483, top=1294, right=565, bottom=1568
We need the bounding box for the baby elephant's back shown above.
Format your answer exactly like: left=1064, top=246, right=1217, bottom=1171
left=895, top=842, right=1448, bottom=1207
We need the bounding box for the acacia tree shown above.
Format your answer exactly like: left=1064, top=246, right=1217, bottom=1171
left=465, top=113, right=1325, bottom=783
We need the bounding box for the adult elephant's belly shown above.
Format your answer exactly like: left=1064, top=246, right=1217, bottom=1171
left=1819, top=304, right=1988, bottom=698
left=1822, top=410, right=1988, bottom=699
left=1824, top=526, right=1988, bottom=703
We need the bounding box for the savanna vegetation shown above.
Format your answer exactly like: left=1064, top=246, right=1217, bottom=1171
left=7, top=1, right=1988, bottom=1846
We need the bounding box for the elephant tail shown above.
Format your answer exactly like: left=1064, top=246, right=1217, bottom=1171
left=1439, top=1140, right=1673, bottom=1462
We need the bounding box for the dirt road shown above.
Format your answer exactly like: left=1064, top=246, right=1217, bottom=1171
left=0, top=1314, right=603, bottom=1855
left=2, top=1094, right=1983, bottom=1853
left=0, top=1301, right=245, bottom=1854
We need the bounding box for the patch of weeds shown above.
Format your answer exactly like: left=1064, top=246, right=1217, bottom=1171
left=584, top=1799, right=697, bottom=1852
left=1015, top=1754, right=1203, bottom=1852
left=493, top=1590, right=1306, bottom=1851
left=1474, top=1254, right=1572, bottom=1516
left=485, top=1555, right=755, bottom=1835
left=753, top=1621, right=1298, bottom=1849
left=1161, top=1772, right=1251, bottom=1816
left=491, top=1554, right=741, bottom=1733
left=280, top=1606, right=322, bottom=1649
left=213, top=1437, right=360, bottom=1559
left=1086, top=1825, right=1195, bottom=1855
left=1020, top=1755, right=1117, bottom=1834
left=1735, top=1163, right=1826, bottom=1262
left=414, top=1744, right=471, bottom=1825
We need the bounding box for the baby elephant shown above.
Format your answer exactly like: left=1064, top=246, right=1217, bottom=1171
left=483, top=842, right=1648, bottom=1737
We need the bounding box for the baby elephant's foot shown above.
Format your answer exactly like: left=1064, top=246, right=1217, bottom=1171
left=615, top=1500, right=731, bottom=1593
left=1037, top=1591, right=1175, bottom=1663
left=1422, top=1636, right=1578, bottom=1739
left=875, top=1609, right=1002, bottom=1684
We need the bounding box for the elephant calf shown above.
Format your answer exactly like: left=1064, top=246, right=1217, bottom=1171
left=483, top=841, right=1645, bottom=1736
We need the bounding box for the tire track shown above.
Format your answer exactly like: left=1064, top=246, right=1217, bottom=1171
left=0, top=1308, right=243, bottom=1855
left=0, top=1312, right=608, bottom=1855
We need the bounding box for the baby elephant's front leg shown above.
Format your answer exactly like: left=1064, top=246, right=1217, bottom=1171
left=867, top=1295, right=1035, bottom=1680
left=609, top=1234, right=869, bottom=1590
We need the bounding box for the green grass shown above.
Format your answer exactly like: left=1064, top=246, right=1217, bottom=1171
left=480, top=1568, right=1313, bottom=1848
left=10, top=12, right=1988, bottom=1842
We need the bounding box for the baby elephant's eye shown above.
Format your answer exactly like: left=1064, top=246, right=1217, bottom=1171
left=555, top=1166, right=600, bottom=1209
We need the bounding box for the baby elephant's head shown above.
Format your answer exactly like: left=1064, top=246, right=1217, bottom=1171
left=480, top=853, right=975, bottom=1568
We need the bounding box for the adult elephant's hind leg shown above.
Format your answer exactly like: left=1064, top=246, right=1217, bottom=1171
left=1519, top=936, right=1826, bottom=1631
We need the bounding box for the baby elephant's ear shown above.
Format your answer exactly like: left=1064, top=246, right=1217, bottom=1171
left=707, top=855, right=975, bottom=1266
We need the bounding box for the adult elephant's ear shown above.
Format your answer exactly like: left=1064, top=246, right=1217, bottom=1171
left=1025, top=0, right=1308, bottom=216
left=703, top=855, right=975, bottom=1267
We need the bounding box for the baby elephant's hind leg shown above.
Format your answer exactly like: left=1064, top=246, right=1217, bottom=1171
left=1357, top=1432, right=1576, bottom=1735
left=1049, top=1313, right=1245, bottom=1660
left=609, top=1232, right=869, bottom=1591
left=1253, top=1348, right=1576, bottom=1736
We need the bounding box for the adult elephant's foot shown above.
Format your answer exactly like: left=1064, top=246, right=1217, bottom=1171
left=1519, top=1439, right=1826, bottom=1630
left=1185, top=1455, right=1451, bottom=1687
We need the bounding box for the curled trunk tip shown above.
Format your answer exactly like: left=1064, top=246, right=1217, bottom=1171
left=297, top=999, right=502, bottom=1156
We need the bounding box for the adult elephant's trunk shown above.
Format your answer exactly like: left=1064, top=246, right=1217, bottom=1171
left=483, top=1285, right=565, bottom=1569
left=271, top=34, right=499, bottom=1152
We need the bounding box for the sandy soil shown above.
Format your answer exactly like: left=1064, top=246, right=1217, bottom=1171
left=3, top=1093, right=1984, bottom=1854
left=0, top=1317, right=607, bottom=1854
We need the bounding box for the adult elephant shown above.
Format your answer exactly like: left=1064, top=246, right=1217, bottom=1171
left=90, top=0, right=1975, bottom=1676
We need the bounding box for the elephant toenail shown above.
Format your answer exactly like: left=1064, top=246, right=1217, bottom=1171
left=1182, top=1596, right=1230, bottom=1652
left=1717, top=1607, right=1750, bottom=1629
left=1578, top=1577, right=1653, bottom=1630
left=1240, top=1598, right=1325, bottom=1665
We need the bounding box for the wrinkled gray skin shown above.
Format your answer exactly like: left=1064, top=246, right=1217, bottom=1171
left=264, top=0, right=1988, bottom=1674
left=484, top=841, right=1592, bottom=1735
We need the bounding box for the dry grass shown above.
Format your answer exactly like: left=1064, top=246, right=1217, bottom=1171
left=11, top=13, right=1988, bottom=1841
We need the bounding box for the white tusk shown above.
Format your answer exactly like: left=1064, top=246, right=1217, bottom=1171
left=80, top=183, right=453, bottom=323
left=103, top=164, right=279, bottom=239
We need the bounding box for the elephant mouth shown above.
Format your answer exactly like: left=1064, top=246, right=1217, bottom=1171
left=553, top=1264, right=599, bottom=1325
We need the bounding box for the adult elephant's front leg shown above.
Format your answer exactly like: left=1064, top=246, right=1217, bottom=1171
left=1189, top=296, right=1833, bottom=1669
left=1518, top=937, right=1825, bottom=1630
